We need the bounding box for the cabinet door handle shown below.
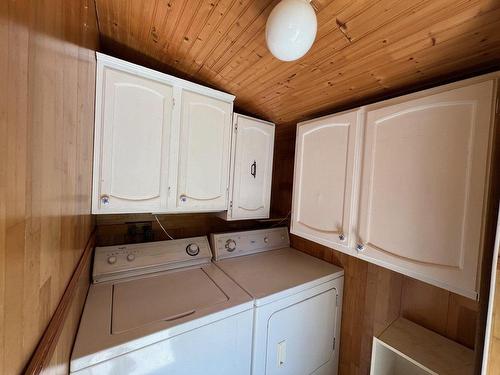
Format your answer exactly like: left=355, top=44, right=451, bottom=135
left=101, top=195, right=110, bottom=205
left=251, top=160, right=257, bottom=178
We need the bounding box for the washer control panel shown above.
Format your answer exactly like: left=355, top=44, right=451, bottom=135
left=93, top=236, right=212, bottom=283
left=210, top=227, right=290, bottom=260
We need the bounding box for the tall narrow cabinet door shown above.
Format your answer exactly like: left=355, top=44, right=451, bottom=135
left=176, top=90, right=232, bottom=211
left=230, top=115, right=275, bottom=219
left=93, top=68, right=174, bottom=213
left=356, top=81, right=495, bottom=298
left=291, top=110, right=360, bottom=251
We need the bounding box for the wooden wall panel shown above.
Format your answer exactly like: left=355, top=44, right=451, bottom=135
left=0, top=0, right=99, bottom=373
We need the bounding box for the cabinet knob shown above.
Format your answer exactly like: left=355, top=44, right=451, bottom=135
left=179, top=194, right=187, bottom=203
left=338, top=233, right=346, bottom=242
left=101, top=195, right=110, bottom=205
left=356, top=243, right=365, bottom=252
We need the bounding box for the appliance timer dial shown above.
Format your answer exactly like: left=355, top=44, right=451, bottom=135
left=225, top=239, right=237, bottom=252
left=186, top=243, right=200, bottom=256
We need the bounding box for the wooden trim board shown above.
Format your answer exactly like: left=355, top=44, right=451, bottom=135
left=24, top=232, right=96, bottom=375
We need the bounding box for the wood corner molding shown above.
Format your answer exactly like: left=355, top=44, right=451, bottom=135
left=24, top=231, right=96, bottom=375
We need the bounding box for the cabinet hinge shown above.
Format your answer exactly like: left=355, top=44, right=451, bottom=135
left=335, top=294, right=339, bottom=307
left=234, top=122, right=238, bottom=131
left=333, top=337, right=336, bottom=351
left=172, top=98, right=176, bottom=107
left=496, top=96, right=499, bottom=114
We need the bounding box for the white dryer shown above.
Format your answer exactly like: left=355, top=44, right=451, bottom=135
left=70, top=236, right=253, bottom=375
left=211, top=227, right=344, bottom=375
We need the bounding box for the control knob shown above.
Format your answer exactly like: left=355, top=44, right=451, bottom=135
left=186, top=243, right=200, bottom=256
left=225, top=239, right=237, bottom=252
left=126, top=253, right=135, bottom=262
left=107, top=255, right=117, bottom=264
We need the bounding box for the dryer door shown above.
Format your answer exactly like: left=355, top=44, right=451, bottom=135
left=265, top=288, right=337, bottom=375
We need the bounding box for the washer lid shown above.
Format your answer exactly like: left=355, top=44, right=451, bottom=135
left=71, top=263, right=253, bottom=372
left=112, top=268, right=228, bottom=334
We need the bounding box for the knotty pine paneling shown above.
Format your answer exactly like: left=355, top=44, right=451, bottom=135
left=0, top=0, right=99, bottom=373
left=95, top=0, right=500, bottom=125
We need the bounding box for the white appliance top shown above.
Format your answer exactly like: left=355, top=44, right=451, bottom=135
left=71, top=236, right=253, bottom=372
left=211, top=228, right=344, bottom=306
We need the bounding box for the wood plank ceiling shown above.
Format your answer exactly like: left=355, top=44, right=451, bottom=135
left=95, top=0, right=500, bottom=124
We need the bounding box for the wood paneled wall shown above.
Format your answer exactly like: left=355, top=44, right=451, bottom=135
left=0, top=0, right=99, bottom=373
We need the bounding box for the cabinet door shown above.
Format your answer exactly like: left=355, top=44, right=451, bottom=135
left=357, top=81, right=494, bottom=298
left=176, top=90, right=232, bottom=211
left=230, top=115, right=275, bottom=219
left=93, top=67, right=173, bottom=213
left=291, top=110, right=360, bottom=251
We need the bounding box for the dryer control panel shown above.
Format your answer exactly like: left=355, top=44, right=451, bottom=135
left=93, top=236, right=212, bottom=283
left=210, top=227, right=290, bottom=260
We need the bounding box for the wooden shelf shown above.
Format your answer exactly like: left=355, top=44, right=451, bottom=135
left=371, top=318, right=474, bottom=375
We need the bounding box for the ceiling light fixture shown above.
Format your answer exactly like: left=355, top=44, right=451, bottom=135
left=265, top=0, right=317, bottom=62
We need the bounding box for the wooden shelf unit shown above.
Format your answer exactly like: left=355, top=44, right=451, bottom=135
left=371, top=318, right=474, bottom=375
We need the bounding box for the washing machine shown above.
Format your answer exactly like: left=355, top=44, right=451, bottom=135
left=70, top=236, right=253, bottom=375
left=210, top=227, right=344, bottom=375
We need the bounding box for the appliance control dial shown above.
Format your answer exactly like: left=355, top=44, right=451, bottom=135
left=107, top=255, right=117, bottom=264
left=225, top=239, right=237, bottom=252
left=186, top=243, right=200, bottom=256
left=126, top=253, right=135, bottom=262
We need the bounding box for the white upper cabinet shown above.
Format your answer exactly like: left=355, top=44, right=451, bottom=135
left=291, top=110, right=361, bottom=253
left=92, top=66, right=174, bottom=214
left=356, top=81, right=495, bottom=298
left=223, top=114, right=275, bottom=220
left=175, top=91, right=232, bottom=211
left=92, top=53, right=234, bottom=214
left=290, top=76, right=497, bottom=298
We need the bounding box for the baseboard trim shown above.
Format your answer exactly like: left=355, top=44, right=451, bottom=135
left=24, top=231, right=96, bottom=375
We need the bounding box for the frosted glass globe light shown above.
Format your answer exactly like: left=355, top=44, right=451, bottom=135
left=265, top=0, right=317, bottom=62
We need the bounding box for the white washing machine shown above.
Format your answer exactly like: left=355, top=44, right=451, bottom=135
left=210, top=227, right=344, bottom=375
left=70, top=236, right=254, bottom=375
